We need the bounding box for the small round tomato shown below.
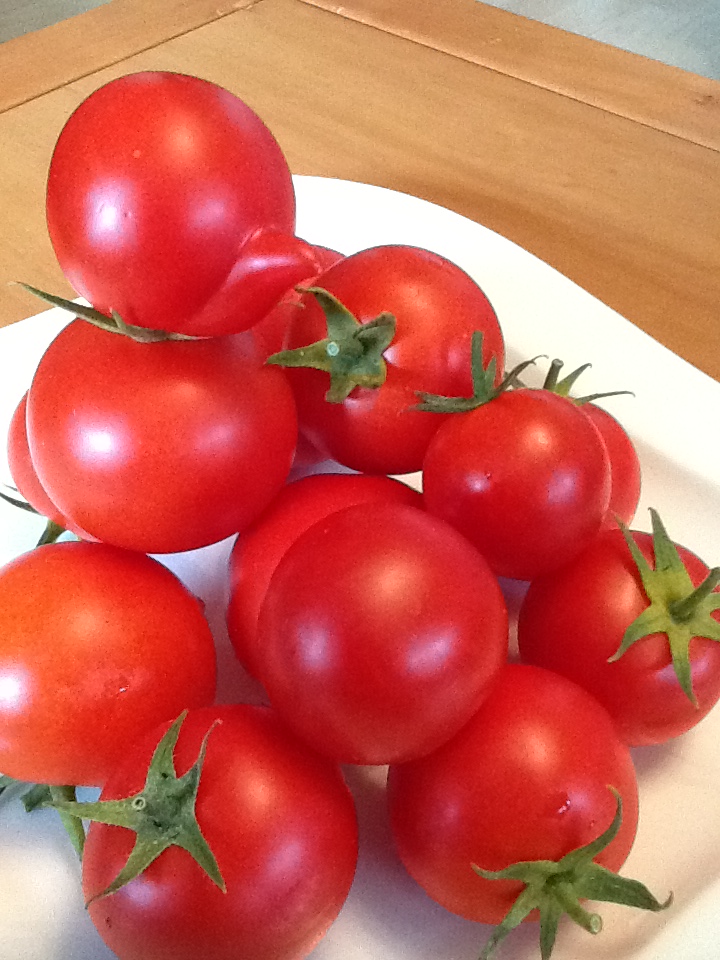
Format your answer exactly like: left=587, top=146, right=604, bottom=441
left=387, top=664, right=639, bottom=925
left=7, top=392, right=69, bottom=528
left=83, top=705, right=358, bottom=960
left=256, top=501, right=508, bottom=764
left=277, top=244, right=505, bottom=475
left=422, top=389, right=612, bottom=581
left=0, top=541, right=216, bottom=786
left=26, top=321, right=297, bottom=553
left=518, top=522, right=720, bottom=745
left=227, top=472, right=422, bottom=678
left=46, top=72, right=322, bottom=337
left=582, top=403, right=641, bottom=529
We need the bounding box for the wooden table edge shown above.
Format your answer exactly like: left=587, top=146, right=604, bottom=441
left=297, top=0, right=720, bottom=152
left=0, top=0, right=256, bottom=114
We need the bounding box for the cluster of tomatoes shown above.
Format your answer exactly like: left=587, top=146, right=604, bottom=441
left=1, top=70, right=719, bottom=960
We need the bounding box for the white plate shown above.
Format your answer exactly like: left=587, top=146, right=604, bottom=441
left=0, top=176, right=719, bottom=960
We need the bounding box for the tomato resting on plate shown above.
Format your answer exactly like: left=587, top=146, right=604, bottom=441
left=227, top=471, right=422, bottom=678
left=46, top=71, right=323, bottom=336
left=387, top=664, right=668, bottom=958
left=256, top=501, right=508, bottom=764
left=0, top=541, right=216, bottom=786
left=26, top=321, right=298, bottom=554
left=518, top=512, right=720, bottom=746
left=79, top=705, right=358, bottom=960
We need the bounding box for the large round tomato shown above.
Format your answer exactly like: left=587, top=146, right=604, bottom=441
left=227, top=472, right=422, bottom=678
left=26, top=321, right=297, bottom=553
left=518, top=527, right=720, bottom=745
left=422, top=389, right=612, bottom=580
left=83, top=705, right=358, bottom=960
left=279, top=244, right=505, bottom=474
left=387, top=664, right=639, bottom=924
left=256, top=501, right=508, bottom=764
left=46, top=71, right=321, bottom=336
left=0, top=541, right=216, bottom=786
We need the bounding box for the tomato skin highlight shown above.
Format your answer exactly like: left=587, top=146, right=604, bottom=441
left=46, top=72, right=317, bottom=337
left=518, top=528, right=720, bottom=745
left=227, top=472, right=422, bottom=678
left=422, top=389, right=612, bottom=581
left=26, top=321, right=297, bottom=553
left=0, top=541, right=216, bottom=786
left=83, top=705, right=359, bottom=960
left=257, top=501, right=508, bottom=764
left=387, top=663, right=639, bottom=925
left=283, top=244, right=505, bottom=475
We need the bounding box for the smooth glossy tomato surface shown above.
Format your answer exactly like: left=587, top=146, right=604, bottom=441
left=422, top=389, right=612, bottom=581
left=283, top=245, right=505, bottom=474
left=582, top=403, right=642, bottom=529
left=83, top=705, right=358, bottom=960
left=0, top=541, right=216, bottom=786
left=518, top=528, right=720, bottom=745
left=46, top=72, right=320, bottom=336
left=26, top=321, right=297, bottom=553
left=227, top=472, right=422, bottom=678
left=257, top=501, right=508, bottom=764
left=388, top=664, right=639, bottom=924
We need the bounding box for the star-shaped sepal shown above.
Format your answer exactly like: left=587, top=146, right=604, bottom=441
left=266, top=286, right=396, bottom=402
left=611, top=509, right=720, bottom=704
left=46, top=711, right=225, bottom=904
left=472, top=789, right=670, bottom=960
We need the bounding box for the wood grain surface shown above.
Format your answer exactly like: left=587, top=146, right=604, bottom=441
left=0, top=0, right=718, bottom=382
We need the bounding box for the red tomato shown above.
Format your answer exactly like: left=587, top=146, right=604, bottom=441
left=7, top=392, right=70, bottom=529
left=83, top=705, right=358, bottom=960
left=46, top=72, right=322, bottom=337
left=387, top=664, right=639, bottom=924
left=582, top=403, right=641, bottom=529
left=227, top=472, right=422, bottom=678
left=0, top=541, right=216, bottom=786
left=26, top=321, right=297, bottom=553
left=280, top=245, right=505, bottom=474
left=518, top=527, right=720, bottom=745
left=256, top=501, right=508, bottom=764
left=422, top=389, right=612, bottom=581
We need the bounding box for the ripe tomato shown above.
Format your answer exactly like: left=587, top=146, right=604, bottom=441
left=0, top=541, right=216, bottom=786
left=227, top=472, right=422, bottom=678
left=518, top=525, right=720, bottom=745
left=256, top=501, right=508, bottom=764
left=582, top=403, right=641, bottom=529
left=82, top=705, right=358, bottom=960
left=46, top=72, right=322, bottom=337
left=26, top=321, right=297, bottom=553
left=7, top=392, right=70, bottom=529
left=277, top=244, right=505, bottom=474
left=387, top=664, right=639, bottom=925
left=422, top=389, right=612, bottom=581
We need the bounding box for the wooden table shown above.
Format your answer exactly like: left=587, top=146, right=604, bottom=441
left=1, top=0, right=719, bottom=381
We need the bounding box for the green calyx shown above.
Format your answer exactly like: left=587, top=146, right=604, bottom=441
left=611, top=509, right=720, bottom=704
left=541, top=358, right=633, bottom=405
left=474, top=789, right=670, bottom=960
left=45, top=711, right=225, bottom=904
left=0, top=776, right=85, bottom=857
left=18, top=283, right=197, bottom=343
left=414, top=331, right=538, bottom=414
left=266, top=286, right=397, bottom=403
